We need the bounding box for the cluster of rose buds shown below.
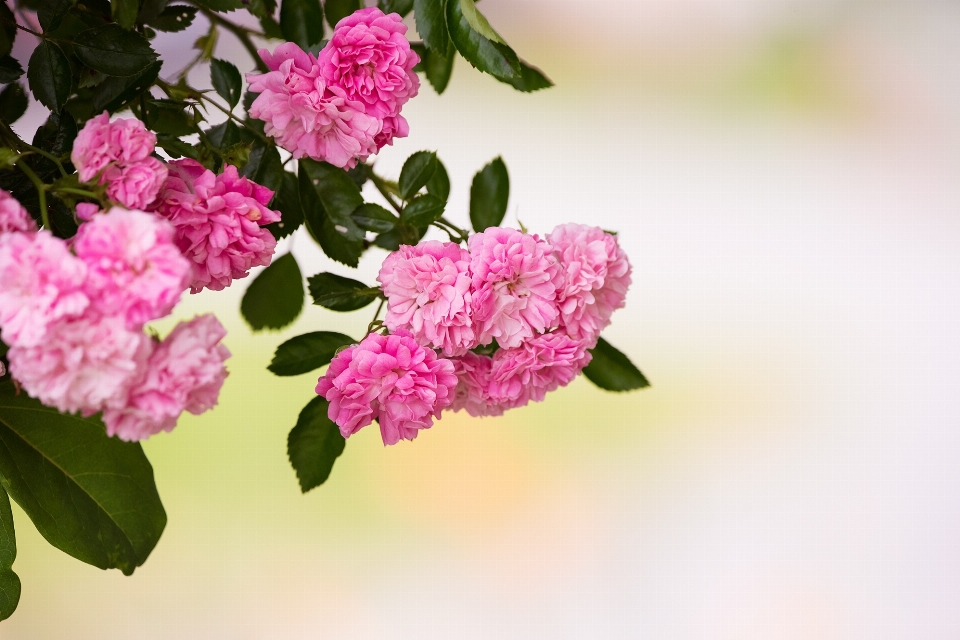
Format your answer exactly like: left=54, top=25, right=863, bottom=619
left=315, top=224, right=632, bottom=446
left=246, top=8, right=419, bottom=169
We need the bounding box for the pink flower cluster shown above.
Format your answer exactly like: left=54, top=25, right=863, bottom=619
left=316, top=224, right=631, bottom=445
left=246, top=7, right=419, bottom=169
left=0, top=195, right=230, bottom=442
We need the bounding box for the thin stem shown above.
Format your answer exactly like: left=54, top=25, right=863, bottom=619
left=22, top=144, right=68, bottom=177
left=201, top=94, right=271, bottom=144
left=0, top=17, right=42, bottom=38
left=437, top=217, right=469, bottom=241
left=191, top=4, right=269, bottom=73
left=16, top=160, right=49, bottom=230
left=366, top=298, right=386, bottom=335
left=53, top=187, right=100, bottom=199
left=369, top=172, right=403, bottom=214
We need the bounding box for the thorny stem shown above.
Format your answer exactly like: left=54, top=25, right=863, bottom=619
left=16, top=160, right=50, bottom=230
left=0, top=15, right=42, bottom=38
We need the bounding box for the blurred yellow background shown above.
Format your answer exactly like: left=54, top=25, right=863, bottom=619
left=5, top=0, right=960, bottom=637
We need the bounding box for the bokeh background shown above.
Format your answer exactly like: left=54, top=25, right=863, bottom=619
left=5, top=0, right=960, bottom=637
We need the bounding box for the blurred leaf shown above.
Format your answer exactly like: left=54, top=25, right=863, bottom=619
left=324, top=0, right=361, bottom=28
left=505, top=59, right=553, bottom=93
left=27, top=41, right=71, bottom=111
left=36, top=0, right=72, bottom=32
left=112, top=0, right=138, bottom=28
left=373, top=227, right=402, bottom=251
left=0, top=2, right=14, bottom=57
left=220, top=140, right=252, bottom=169
left=243, top=140, right=283, bottom=192
left=446, top=0, right=520, bottom=83
left=0, top=83, right=27, bottom=124
left=210, top=58, right=242, bottom=109
left=137, top=0, right=170, bottom=24
left=351, top=202, right=396, bottom=233
left=269, top=331, right=356, bottom=376
left=259, top=14, right=283, bottom=39
left=398, top=150, right=436, bottom=200
left=192, top=0, right=241, bottom=11
left=469, top=156, right=508, bottom=232
left=0, top=56, right=24, bottom=84
left=426, top=156, right=449, bottom=202
left=72, top=24, right=158, bottom=77
left=0, top=485, right=21, bottom=621
left=266, top=170, right=303, bottom=239
left=287, top=396, right=345, bottom=492
left=401, top=193, right=444, bottom=228
left=247, top=0, right=277, bottom=19
left=378, top=0, right=412, bottom=16
left=156, top=133, right=199, bottom=159
left=147, top=5, right=197, bottom=32
left=91, top=60, right=161, bottom=113
left=582, top=337, right=650, bottom=392
left=144, top=99, right=194, bottom=135
left=205, top=119, right=242, bottom=150
left=307, top=272, right=379, bottom=311
left=0, top=380, right=166, bottom=575
left=413, top=0, right=448, bottom=57
left=240, top=253, right=304, bottom=331
left=280, top=0, right=324, bottom=49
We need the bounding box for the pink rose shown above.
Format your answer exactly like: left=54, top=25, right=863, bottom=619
left=468, top=227, right=562, bottom=349
left=0, top=189, right=36, bottom=234
left=71, top=112, right=157, bottom=183
left=102, top=157, right=168, bottom=210
left=378, top=241, right=477, bottom=356
left=374, top=114, right=409, bottom=150
left=315, top=331, right=458, bottom=446
left=448, top=351, right=506, bottom=417
left=487, top=331, right=592, bottom=410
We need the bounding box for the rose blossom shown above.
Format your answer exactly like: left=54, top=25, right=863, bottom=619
left=71, top=112, right=157, bottom=182
left=448, top=352, right=506, bottom=418
left=0, top=189, right=36, bottom=234
left=0, top=230, right=88, bottom=348
left=378, top=241, right=476, bottom=356
left=103, top=314, right=230, bottom=441
left=549, top=223, right=632, bottom=344
left=153, top=159, right=280, bottom=292
left=315, top=331, right=458, bottom=446
left=468, top=227, right=562, bottom=349
left=246, top=42, right=380, bottom=169
left=102, top=157, right=168, bottom=210
left=72, top=207, right=191, bottom=328
left=374, top=114, right=409, bottom=150
left=486, top=331, right=593, bottom=410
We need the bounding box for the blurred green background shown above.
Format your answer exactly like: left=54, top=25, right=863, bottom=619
left=5, top=0, right=960, bottom=637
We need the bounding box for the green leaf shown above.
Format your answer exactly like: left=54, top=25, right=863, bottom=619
left=27, top=41, right=72, bottom=112
left=243, top=140, right=283, bottom=192
left=398, top=150, right=437, bottom=200
left=401, top=193, right=445, bottom=227
left=268, top=331, right=356, bottom=376
left=446, top=0, right=520, bottom=82
left=351, top=202, right=396, bottom=233
left=423, top=42, right=454, bottom=94
left=72, top=24, right=158, bottom=77
left=205, top=119, right=242, bottom=150
left=378, top=0, right=412, bottom=16
left=287, top=396, right=345, bottom=492
left=0, top=83, right=27, bottom=124
left=0, top=381, right=166, bottom=575
left=0, top=485, right=21, bottom=621
left=240, top=253, right=304, bottom=331
left=505, top=59, right=553, bottom=92
left=36, top=0, right=73, bottom=33
left=469, top=156, right=508, bottom=232
left=0, top=2, right=14, bottom=57
left=247, top=0, right=277, bottom=19
left=298, top=166, right=363, bottom=267
left=426, top=156, right=450, bottom=202
left=280, top=0, right=324, bottom=49
left=307, top=272, right=379, bottom=311
left=299, top=159, right=363, bottom=232
left=413, top=0, right=449, bottom=58
left=91, top=60, right=161, bottom=113
left=147, top=5, right=198, bottom=32
left=112, top=0, right=139, bottom=28
left=582, top=337, right=650, bottom=392
left=156, top=133, right=199, bottom=160
left=324, top=0, right=361, bottom=28
left=0, top=56, right=24, bottom=84
left=259, top=14, right=284, bottom=39
left=144, top=98, right=194, bottom=136
left=137, top=0, right=170, bottom=24
left=210, top=58, right=242, bottom=109
left=192, top=0, right=242, bottom=11
left=266, top=170, right=303, bottom=240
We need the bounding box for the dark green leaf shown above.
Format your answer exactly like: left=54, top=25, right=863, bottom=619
left=192, top=0, right=241, bottom=11
left=32, top=109, right=76, bottom=160
left=243, top=140, right=283, bottom=192
left=288, top=396, right=345, bottom=492
left=378, top=0, right=412, bottom=16
left=269, top=331, right=356, bottom=376
left=259, top=14, right=284, bottom=39
left=0, top=56, right=23, bottom=84
left=299, top=159, right=362, bottom=226
left=0, top=380, right=166, bottom=575
left=27, top=41, right=71, bottom=111
left=91, top=60, right=161, bottom=113
left=0, top=83, right=27, bottom=124
left=505, top=59, right=553, bottom=92
left=426, top=156, right=449, bottom=201
left=346, top=163, right=368, bottom=189
left=267, top=170, right=303, bottom=239
left=210, top=58, right=242, bottom=109
left=373, top=227, right=402, bottom=250
left=205, top=119, right=242, bottom=150
left=0, top=485, right=21, bottom=621
left=280, top=0, right=324, bottom=48
left=36, top=0, right=72, bottom=32
left=72, top=24, right=158, bottom=77
left=469, top=156, right=508, bottom=232
left=324, top=0, right=360, bottom=28
left=147, top=4, right=197, bottom=32
left=247, top=0, right=277, bottom=19
left=240, top=253, right=304, bottom=331
left=112, top=0, right=138, bottom=28
left=423, top=42, right=454, bottom=94
left=413, top=0, right=448, bottom=57
left=398, top=150, right=437, bottom=200
left=307, top=272, right=379, bottom=311
left=144, top=98, right=194, bottom=136
left=0, top=2, right=14, bottom=57
left=401, top=193, right=444, bottom=227
left=351, top=202, right=396, bottom=233
left=446, top=0, right=520, bottom=82
left=582, top=337, right=650, bottom=392
left=137, top=0, right=170, bottom=24
left=298, top=166, right=363, bottom=267
left=220, top=140, right=252, bottom=169
left=156, top=133, right=199, bottom=160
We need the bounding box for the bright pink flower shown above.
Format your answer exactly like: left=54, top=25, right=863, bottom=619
left=378, top=241, right=476, bottom=356
left=549, top=223, right=631, bottom=344
left=76, top=202, right=99, bottom=221
left=71, top=112, right=157, bottom=183
left=72, top=207, right=190, bottom=328
left=0, top=230, right=88, bottom=348
left=374, top=114, right=408, bottom=149
left=102, top=315, right=230, bottom=442
left=7, top=316, right=151, bottom=414
left=102, top=157, right=168, bottom=210
left=315, top=331, right=458, bottom=446
left=318, top=8, right=419, bottom=121
left=468, top=227, right=562, bottom=349
left=0, top=189, right=36, bottom=234
left=153, top=159, right=280, bottom=293
left=449, top=351, right=506, bottom=418
left=487, top=331, right=592, bottom=410
left=246, top=42, right=380, bottom=169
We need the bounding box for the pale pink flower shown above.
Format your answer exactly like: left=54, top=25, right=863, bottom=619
left=71, top=112, right=157, bottom=182
left=153, top=159, right=280, bottom=293
left=102, top=157, right=168, bottom=210
left=72, top=207, right=190, bottom=328
left=102, top=314, right=230, bottom=442
left=549, top=223, right=631, bottom=344
left=378, top=241, right=476, bottom=356
left=0, top=230, right=88, bottom=348
left=0, top=189, right=36, bottom=234
left=315, top=331, right=458, bottom=446
left=487, top=331, right=592, bottom=410
left=76, top=202, right=99, bottom=221
left=7, top=315, right=151, bottom=415
left=319, top=8, right=419, bottom=121
left=449, top=352, right=506, bottom=418
left=246, top=42, right=380, bottom=169
left=468, top=227, right=562, bottom=349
